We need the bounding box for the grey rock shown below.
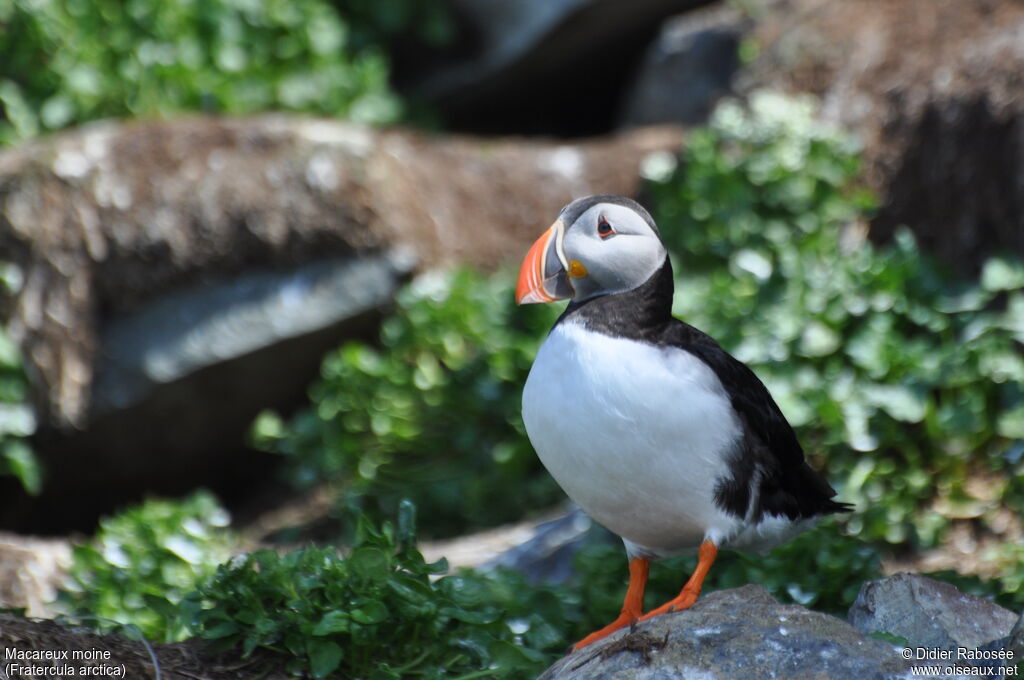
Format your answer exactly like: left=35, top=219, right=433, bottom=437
left=972, top=609, right=1024, bottom=672
left=0, top=115, right=683, bottom=530
left=620, top=6, right=749, bottom=127
left=848, top=573, right=1018, bottom=652
left=978, top=629, right=1023, bottom=673
left=740, top=0, right=1024, bottom=273
left=423, top=0, right=700, bottom=95
left=409, top=0, right=710, bottom=135
left=92, top=251, right=413, bottom=414
left=0, top=532, right=71, bottom=618
left=0, top=116, right=682, bottom=431
left=540, top=585, right=912, bottom=680
left=1012, top=611, right=1024, bottom=653
left=487, top=507, right=592, bottom=585
left=1011, top=612, right=1024, bottom=670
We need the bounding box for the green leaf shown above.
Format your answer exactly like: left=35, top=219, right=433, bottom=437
left=799, top=321, right=841, bottom=357
left=61, top=491, right=233, bottom=641
left=307, top=639, right=344, bottom=678
left=869, top=631, right=910, bottom=646
left=369, top=667, right=401, bottom=680
left=440, top=605, right=498, bottom=625
left=863, top=384, right=927, bottom=423
left=350, top=600, right=389, bottom=625
left=142, top=594, right=178, bottom=620
left=349, top=547, right=390, bottom=583
left=981, top=257, right=1024, bottom=291
left=312, top=610, right=350, bottom=636
left=397, top=498, right=417, bottom=551
left=1, top=441, right=42, bottom=495
left=203, top=620, right=240, bottom=639
left=392, top=571, right=432, bottom=595
left=997, top=404, right=1024, bottom=439
left=242, top=633, right=261, bottom=657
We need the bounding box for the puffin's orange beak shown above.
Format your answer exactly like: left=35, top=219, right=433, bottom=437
left=516, top=220, right=573, bottom=305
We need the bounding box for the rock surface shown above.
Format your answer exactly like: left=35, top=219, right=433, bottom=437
left=1007, top=613, right=1024, bottom=668
left=540, top=585, right=912, bottom=680
left=407, top=0, right=712, bottom=135
left=0, top=533, right=70, bottom=618
left=0, top=116, right=680, bottom=430
left=849, top=572, right=1019, bottom=651
left=419, top=506, right=591, bottom=585
left=486, top=507, right=592, bottom=585
left=742, top=0, right=1024, bottom=273
left=619, top=5, right=749, bottom=127
left=90, top=252, right=412, bottom=415
left=540, top=575, right=1021, bottom=679
left=0, top=116, right=681, bottom=530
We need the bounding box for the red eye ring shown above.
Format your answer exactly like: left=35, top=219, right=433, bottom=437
left=597, top=216, right=615, bottom=239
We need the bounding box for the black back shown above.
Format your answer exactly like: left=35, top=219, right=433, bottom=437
left=556, top=257, right=852, bottom=521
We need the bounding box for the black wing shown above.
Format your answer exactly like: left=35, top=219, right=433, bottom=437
left=660, top=319, right=852, bottom=521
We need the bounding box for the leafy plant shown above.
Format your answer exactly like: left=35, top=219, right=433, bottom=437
left=0, top=331, right=39, bottom=494
left=61, top=491, right=234, bottom=642
left=0, top=0, right=404, bottom=144
left=58, top=500, right=1011, bottom=680
left=0, top=263, right=41, bottom=495
left=184, top=502, right=570, bottom=679
left=252, top=269, right=563, bottom=538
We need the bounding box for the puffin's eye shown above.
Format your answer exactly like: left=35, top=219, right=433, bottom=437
left=597, top=217, right=615, bottom=239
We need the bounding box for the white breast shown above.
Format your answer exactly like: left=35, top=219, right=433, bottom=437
left=522, top=320, right=747, bottom=557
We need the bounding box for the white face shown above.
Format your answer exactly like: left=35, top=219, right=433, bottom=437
left=560, top=202, right=667, bottom=301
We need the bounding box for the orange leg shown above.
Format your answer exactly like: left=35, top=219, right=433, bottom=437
left=573, top=557, right=650, bottom=650
left=639, top=539, right=717, bottom=622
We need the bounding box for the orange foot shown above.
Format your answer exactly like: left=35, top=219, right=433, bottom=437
left=572, top=557, right=649, bottom=650
left=639, top=540, right=718, bottom=622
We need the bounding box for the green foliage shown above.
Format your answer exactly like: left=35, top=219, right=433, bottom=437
left=61, top=491, right=234, bottom=642
left=184, top=503, right=570, bottom=679
left=56, top=500, right=1010, bottom=680
left=649, top=91, right=1024, bottom=552
left=869, top=631, right=911, bottom=646
left=924, top=563, right=1024, bottom=612
left=921, top=535, right=1024, bottom=611
left=252, top=269, right=563, bottom=537
left=0, top=0, right=402, bottom=144
left=0, top=264, right=41, bottom=495
left=0, top=334, right=39, bottom=494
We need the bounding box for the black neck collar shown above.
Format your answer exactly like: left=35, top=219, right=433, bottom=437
left=555, top=257, right=675, bottom=339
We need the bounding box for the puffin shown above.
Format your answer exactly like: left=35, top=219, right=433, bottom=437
left=516, top=194, right=851, bottom=650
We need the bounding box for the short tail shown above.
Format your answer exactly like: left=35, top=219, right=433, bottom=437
left=822, top=499, right=855, bottom=514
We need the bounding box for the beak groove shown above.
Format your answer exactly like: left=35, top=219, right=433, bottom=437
left=516, top=220, right=572, bottom=305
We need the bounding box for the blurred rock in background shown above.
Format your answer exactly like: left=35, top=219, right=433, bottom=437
left=619, top=5, right=749, bottom=127
left=401, top=0, right=715, bottom=136
left=0, top=116, right=681, bottom=531
left=740, top=0, right=1024, bottom=275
